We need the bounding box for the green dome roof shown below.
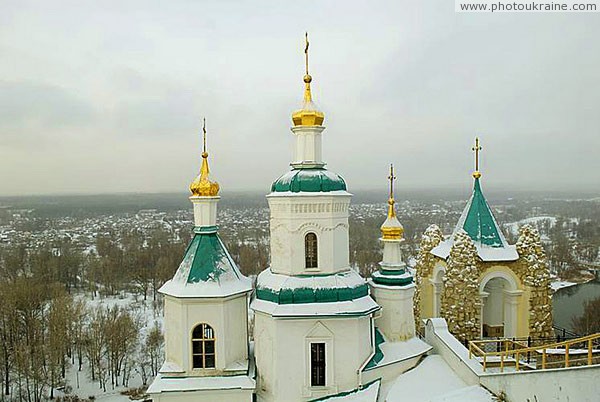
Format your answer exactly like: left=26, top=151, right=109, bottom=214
left=271, top=168, right=347, bottom=193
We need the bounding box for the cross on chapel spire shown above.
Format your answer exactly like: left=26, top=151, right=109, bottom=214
left=472, top=137, right=482, bottom=179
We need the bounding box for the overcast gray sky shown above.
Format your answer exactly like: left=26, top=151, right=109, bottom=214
left=0, top=1, right=598, bottom=196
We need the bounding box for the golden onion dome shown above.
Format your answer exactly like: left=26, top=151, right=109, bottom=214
left=190, top=120, right=220, bottom=197
left=291, top=33, right=325, bottom=127
left=291, top=74, right=325, bottom=126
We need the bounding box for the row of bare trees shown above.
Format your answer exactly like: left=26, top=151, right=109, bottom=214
left=0, top=275, right=164, bottom=402
left=0, top=228, right=182, bottom=401
left=0, top=229, right=171, bottom=402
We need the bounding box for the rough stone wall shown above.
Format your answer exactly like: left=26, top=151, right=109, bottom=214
left=413, top=224, right=444, bottom=330
left=516, top=224, right=554, bottom=339
left=441, top=230, right=481, bottom=342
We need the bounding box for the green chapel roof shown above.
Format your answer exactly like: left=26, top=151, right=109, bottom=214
left=159, top=229, right=252, bottom=298
left=457, top=178, right=507, bottom=248
left=271, top=168, right=347, bottom=193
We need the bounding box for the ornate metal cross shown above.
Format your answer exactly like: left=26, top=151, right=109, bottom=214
left=472, top=137, right=482, bottom=172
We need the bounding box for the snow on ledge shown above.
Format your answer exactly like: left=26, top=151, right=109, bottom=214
left=159, top=277, right=252, bottom=298
left=147, top=373, right=255, bottom=394
left=315, top=379, right=380, bottom=401
left=431, top=240, right=519, bottom=262
left=250, top=296, right=380, bottom=318
left=364, top=337, right=432, bottom=371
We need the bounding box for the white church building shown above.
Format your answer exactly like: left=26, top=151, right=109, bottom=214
left=147, top=36, right=600, bottom=402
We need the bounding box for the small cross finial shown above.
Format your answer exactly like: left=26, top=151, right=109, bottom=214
left=304, top=32, right=310, bottom=76
left=388, top=164, right=396, bottom=201
left=202, top=118, right=207, bottom=157
left=472, top=137, right=482, bottom=179
left=387, top=164, right=397, bottom=218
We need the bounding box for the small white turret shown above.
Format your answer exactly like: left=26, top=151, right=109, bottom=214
left=369, top=164, right=416, bottom=341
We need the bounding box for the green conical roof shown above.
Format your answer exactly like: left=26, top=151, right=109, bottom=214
left=159, top=227, right=252, bottom=298
left=456, top=178, right=507, bottom=248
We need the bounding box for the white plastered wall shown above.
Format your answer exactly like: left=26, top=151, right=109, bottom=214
left=267, top=193, right=351, bottom=276
left=254, top=312, right=373, bottom=402
left=371, top=283, right=416, bottom=341
left=151, top=389, right=253, bottom=402
left=163, top=294, right=248, bottom=375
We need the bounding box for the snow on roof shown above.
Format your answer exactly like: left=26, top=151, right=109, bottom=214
left=258, top=268, right=367, bottom=292
left=147, top=373, right=255, bottom=394
left=250, top=295, right=380, bottom=318
left=431, top=239, right=519, bottom=262
left=159, top=232, right=252, bottom=298
left=364, top=336, right=432, bottom=371
left=385, top=355, right=494, bottom=402
left=429, top=178, right=520, bottom=263
left=159, top=277, right=252, bottom=298
left=312, top=379, right=380, bottom=402
left=159, top=361, right=184, bottom=374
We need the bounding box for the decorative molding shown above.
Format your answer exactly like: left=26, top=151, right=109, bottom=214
left=270, top=222, right=349, bottom=234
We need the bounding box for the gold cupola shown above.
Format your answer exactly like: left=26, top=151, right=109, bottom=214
left=190, top=119, right=220, bottom=197
left=291, top=32, right=325, bottom=127
left=380, top=164, right=404, bottom=240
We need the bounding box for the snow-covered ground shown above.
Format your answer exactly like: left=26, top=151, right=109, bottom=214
left=550, top=280, right=578, bottom=291
left=504, top=216, right=556, bottom=236
left=62, top=365, right=143, bottom=402
left=59, top=292, right=164, bottom=402
left=385, top=355, right=495, bottom=402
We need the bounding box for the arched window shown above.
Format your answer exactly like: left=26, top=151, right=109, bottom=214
left=191, top=323, right=215, bottom=369
left=305, top=232, right=318, bottom=269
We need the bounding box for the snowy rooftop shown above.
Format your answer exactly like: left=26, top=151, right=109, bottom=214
left=431, top=239, right=519, bottom=262
left=159, top=231, right=252, bottom=298
left=430, top=177, right=520, bottom=262
left=250, top=295, right=380, bottom=318
left=364, top=334, right=432, bottom=371
left=313, top=379, right=380, bottom=402
left=147, top=373, right=255, bottom=394
left=385, top=355, right=494, bottom=402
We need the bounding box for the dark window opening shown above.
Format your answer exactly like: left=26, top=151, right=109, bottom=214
left=310, top=342, right=326, bottom=387
left=305, top=232, right=318, bottom=269
left=191, top=323, right=215, bottom=369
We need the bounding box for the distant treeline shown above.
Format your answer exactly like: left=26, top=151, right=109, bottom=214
left=2, top=188, right=599, bottom=218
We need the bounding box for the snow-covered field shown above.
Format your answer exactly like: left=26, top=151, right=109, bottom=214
left=550, top=280, right=578, bottom=291
left=59, top=292, right=164, bottom=402
left=504, top=216, right=557, bottom=236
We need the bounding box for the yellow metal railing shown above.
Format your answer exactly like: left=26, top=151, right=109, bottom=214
left=469, top=333, right=600, bottom=372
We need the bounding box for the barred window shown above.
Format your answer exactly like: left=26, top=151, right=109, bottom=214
left=310, top=343, right=326, bottom=386
left=305, top=232, right=318, bottom=269
left=191, top=323, right=215, bottom=369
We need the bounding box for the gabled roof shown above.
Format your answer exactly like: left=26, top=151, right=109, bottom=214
left=159, top=227, right=252, bottom=298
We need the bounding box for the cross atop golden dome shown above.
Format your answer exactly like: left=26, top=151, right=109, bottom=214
left=381, top=164, right=404, bottom=240
left=190, top=118, right=220, bottom=197
left=291, top=32, right=325, bottom=127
